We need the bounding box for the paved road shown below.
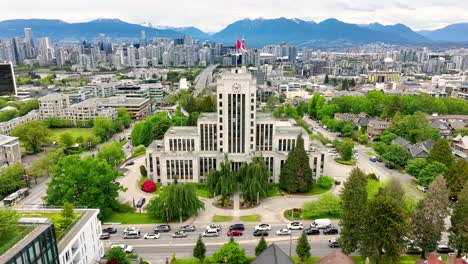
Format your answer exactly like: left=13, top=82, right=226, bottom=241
left=193, top=64, right=218, bottom=96
left=102, top=222, right=341, bottom=262
left=303, top=116, right=339, bottom=142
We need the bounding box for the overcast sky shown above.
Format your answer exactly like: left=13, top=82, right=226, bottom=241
left=2, top=0, right=467, bottom=32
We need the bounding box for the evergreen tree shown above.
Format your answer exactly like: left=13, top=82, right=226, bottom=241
left=279, top=135, right=313, bottom=193
left=339, top=168, right=368, bottom=254
left=255, top=236, right=268, bottom=256
left=426, top=138, right=454, bottom=168
left=324, top=74, right=329, bottom=84
left=239, top=158, right=270, bottom=204
left=360, top=190, right=408, bottom=264
left=449, top=181, right=468, bottom=257
left=296, top=231, right=311, bottom=262
left=193, top=235, right=206, bottom=263
left=342, top=79, right=349, bottom=90
left=413, top=176, right=450, bottom=259
left=445, top=159, right=468, bottom=199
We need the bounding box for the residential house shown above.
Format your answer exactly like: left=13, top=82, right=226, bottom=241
left=430, top=120, right=451, bottom=139
left=392, top=136, right=434, bottom=158
left=316, top=250, right=356, bottom=264
left=251, top=244, right=294, bottom=264
left=367, top=119, right=391, bottom=137
left=452, top=134, right=468, bottom=159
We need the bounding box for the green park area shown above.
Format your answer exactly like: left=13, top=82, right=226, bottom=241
left=102, top=212, right=161, bottom=224
left=50, top=128, right=95, bottom=142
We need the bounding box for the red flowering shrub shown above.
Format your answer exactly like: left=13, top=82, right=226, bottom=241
left=141, top=179, right=156, bottom=193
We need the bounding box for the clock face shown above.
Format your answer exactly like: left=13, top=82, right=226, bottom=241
left=232, top=83, right=242, bottom=93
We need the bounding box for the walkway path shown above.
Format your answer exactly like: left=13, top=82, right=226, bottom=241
left=232, top=192, right=240, bottom=218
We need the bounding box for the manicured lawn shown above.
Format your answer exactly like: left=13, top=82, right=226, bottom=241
left=212, top=215, right=233, bottom=222
left=185, top=183, right=213, bottom=198
left=0, top=225, right=35, bottom=256
left=365, top=151, right=376, bottom=156
left=335, top=158, right=356, bottom=166
left=367, top=179, right=385, bottom=200
left=267, top=184, right=286, bottom=197
left=102, top=212, right=162, bottom=224
left=305, top=184, right=332, bottom=195
left=239, top=214, right=261, bottom=222
left=50, top=128, right=94, bottom=142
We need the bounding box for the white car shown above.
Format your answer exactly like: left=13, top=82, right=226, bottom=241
left=143, top=233, right=160, bottom=239
left=287, top=222, right=303, bottom=230
left=276, top=229, right=292, bottom=236
left=111, top=244, right=133, bottom=253
left=206, top=224, right=221, bottom=231
left=255, top=224, right=271, bottom=231
left=123, top=227, right=140, bottom=235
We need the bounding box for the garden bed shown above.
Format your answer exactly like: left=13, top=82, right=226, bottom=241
left=334, top=158, right=356, bottom=166
left=212, top=215, right=234, bottom=222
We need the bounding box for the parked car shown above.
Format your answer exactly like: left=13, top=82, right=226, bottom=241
left=144, top=233, right=160, bottom=239
left=227, top=229, right=243, bottom=237
left=369, top=156, right=377, bottom=162
left=99, top=233, right=111, bottom=240
left=328, top=238, right=340, bottom=248
left=253, top=230, right=269, bottom=237
left=406, top=245, right=422, bottom=255
left=376, top=156, right=383, bottom=162
left=323, top=226, right=339, bottom=235
left=124, top=231, right=141, bottom=239
left=123, top=227, right=140, bottom=235
left=385, top=162, right=395, bottom=169
left=276, top=229, right=292, bottom=236
left=103, top=227, right=117, bottom=234
left=306, top=228, right=320, bottom=235
left=229, top=224, right=245, bottom=231
left=126, top=161, right=135, bottom=166
left=436, top=244, right=455, bottom=254
left=180, top=225, right=196, bottom=232
left=136, top=198, right=146, bottom=208
left=255, top=224, right=271, bottom=231
left=155, top=224, right=171, bottom=232
left=202, top=228, right=219, bottom=237
left=287, top=222, right=303, bottom=230
left=111, top=244, right=133, bottom=253
left=207, top=224, right=221, bottom=231
left=172, top=231, right=187, bottom=238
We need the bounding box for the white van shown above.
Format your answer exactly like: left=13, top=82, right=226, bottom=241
left=311, top=219, right=332, bottom=229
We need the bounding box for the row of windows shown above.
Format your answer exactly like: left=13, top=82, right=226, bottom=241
left=169, top=138, right=195, bottom=152
left=227, top=94, right=246, bottom=154
left=166, top=160, right=194, bottom=180
left=199, top=157, right=217, bottom=178
left=200, top=124, right=217, bottom=151
left=278, top=139, right=296, bottom=152
left=256, top=124, right=273, bottom=151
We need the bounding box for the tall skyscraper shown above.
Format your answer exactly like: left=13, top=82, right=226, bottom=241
left=23, top=28, right=35, bottom=58
left=140, top=30, right=147, bottom=46
left=38, top=37, right=51, bottom=66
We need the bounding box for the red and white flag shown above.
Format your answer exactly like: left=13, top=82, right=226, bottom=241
left=236, top=40, right=248, bottom=55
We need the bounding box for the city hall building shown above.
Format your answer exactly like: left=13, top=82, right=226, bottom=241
left=146, top=68, right=326, bottom=185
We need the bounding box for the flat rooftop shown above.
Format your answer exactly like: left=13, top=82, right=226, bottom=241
left=0, top=134, right=19, bottom=145
left=165, top=126, right=198, bottom=137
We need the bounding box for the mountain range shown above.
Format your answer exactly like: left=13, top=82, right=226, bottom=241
left=0, top=18, right=467, bottom=46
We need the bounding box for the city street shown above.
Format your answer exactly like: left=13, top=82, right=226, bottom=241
left=102, top=222, right=341, bottom=262
left=193, top=64, right=218, bottom=96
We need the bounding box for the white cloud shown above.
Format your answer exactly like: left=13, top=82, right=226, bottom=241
left=1, top=0, right=467, bottom=32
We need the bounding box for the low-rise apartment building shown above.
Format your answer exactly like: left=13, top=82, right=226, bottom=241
left=0, top=134, right=22, bottom=166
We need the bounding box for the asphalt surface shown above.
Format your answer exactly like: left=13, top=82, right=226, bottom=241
left=193, top=64, right=218, bottom=96
left=102, top=222, right=341, bottom=263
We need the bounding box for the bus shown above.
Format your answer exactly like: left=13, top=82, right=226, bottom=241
left=2, top=188, right=30, bottom=207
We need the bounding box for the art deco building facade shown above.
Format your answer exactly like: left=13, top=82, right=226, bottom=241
left=146, top=68, right=326, bottom=185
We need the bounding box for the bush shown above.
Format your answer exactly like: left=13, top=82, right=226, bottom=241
left=132, top=145, right=146, bottom=157
left=141, top=179, right=156, bottom=193
left=317, top=176, right=334, bottom=189
left=140, top=165, right=147, bottom=177
left=367, top=173, right=379, bottom=181
left=115, top=202, right=135, bottom=213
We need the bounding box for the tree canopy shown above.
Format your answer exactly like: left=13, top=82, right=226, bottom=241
left=11, top=120, right=50, bottom=153
left=279, top=134, right=313, bottom=193
left=449, top=181, right=468, bottom=257
left=96, top=141, right=125, bottom=167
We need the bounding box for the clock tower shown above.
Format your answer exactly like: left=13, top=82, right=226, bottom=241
left=216, top=67, right=256, bottom=160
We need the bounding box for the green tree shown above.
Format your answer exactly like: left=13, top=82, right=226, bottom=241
left=96, top=141, right=125, bottom=167
left=418, top=161, right=447, bottom=187
left=45, top=156, right=121, bottom=219
left=324, top=74, right=329, bottom=84
left=445, top=159, right=468, bottom=199
left=449, top=181, right=468, bottom=257
left=11, top=120, right=50, bottom=153
left=0, top=163, right=26, bottom=200
left=360, top=190, right=408, bottom=264
left=426, top=138, right=454, bottom=168
left=105, top=247, right=130, bottom=264
left=308, top=94, right=325, bottom=119
left=413, top=176, right=449, bottom=259
left=339, top=168, right=368, bottom=254
left=266, top=95, right=279, bottom=112
left=207, top=155, right=235, bottom=207
left=381, top=144, right=410, bottom=168
left=279, top=135, right=313, bottom=193
left=93, top=117, right=115, bottom=141
left=335, top=139, right=354, bottom=161
left=130, top=121, right=145, bottom=146
left=255, top=236, right=268, bottom=256
left=341, top=79, right=349, bottom=90
left=406, top=158, right=427, bottom=177
left=296, top=231, right=311, bottom=262
left=212, top=239, right=248, bottom=264
left=146, top=182, right=204, bottom=221
left=116, top=108, right=132, bottom=128
left=59, top=132, right=74, bottom=148
left=238, top=158, right=270, bottom=204
left=0, top=209, right=21, bottom=244
left=193, top=235, right=206, bottom=263
left=140, top=165, right=147, bottom=177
